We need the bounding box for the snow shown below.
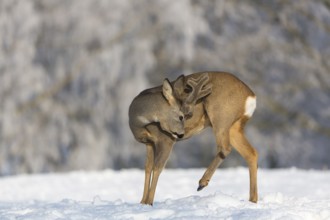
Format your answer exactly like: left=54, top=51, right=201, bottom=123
left=0, top=168, right=329, bottom=219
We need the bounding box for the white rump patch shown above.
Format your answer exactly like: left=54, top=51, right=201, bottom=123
left=244, top=96, right=256, bottom=117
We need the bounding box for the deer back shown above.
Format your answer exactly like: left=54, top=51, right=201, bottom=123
left=173, top=71, right=256, bottom=140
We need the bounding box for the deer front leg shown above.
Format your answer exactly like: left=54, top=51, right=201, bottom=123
left=145, top=141, right=174, bottom=205
left=140, top=143, right=154, bottom=204
left=198, top=129, right=232, bottom=191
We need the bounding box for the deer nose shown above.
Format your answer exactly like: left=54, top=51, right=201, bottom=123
left=173, top=132, right=184, bottom=139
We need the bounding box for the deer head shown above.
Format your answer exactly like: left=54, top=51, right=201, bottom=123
left=161, top=79, right=185, bottom=138
left=173, top=73, right=212, bottom=119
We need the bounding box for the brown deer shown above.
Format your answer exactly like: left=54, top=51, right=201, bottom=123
left=129, top=72, right=258, bottom=205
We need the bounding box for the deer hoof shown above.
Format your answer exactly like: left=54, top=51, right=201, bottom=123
left=197, top=185, right=205, bottom=191
left=197, top=179, right=209, bottom=191
left=140, top=201, right=153, bottom=206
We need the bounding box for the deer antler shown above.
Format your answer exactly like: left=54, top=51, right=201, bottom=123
left=185, top=73, right=212, bottom=104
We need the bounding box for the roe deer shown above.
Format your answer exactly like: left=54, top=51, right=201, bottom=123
left=129, top=71, right=258, bottom=205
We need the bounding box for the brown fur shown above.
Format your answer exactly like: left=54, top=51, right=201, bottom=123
left=130, top=71, right=258, bottom=205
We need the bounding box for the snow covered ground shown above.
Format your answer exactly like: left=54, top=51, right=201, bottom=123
left=0, top=168, right=329, bottom=219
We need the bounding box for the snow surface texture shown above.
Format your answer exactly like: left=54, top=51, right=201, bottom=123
left=0, top=168, right=329, bottom=219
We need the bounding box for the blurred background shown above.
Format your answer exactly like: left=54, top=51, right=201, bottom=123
left=0, top=0, right=329, bottom=175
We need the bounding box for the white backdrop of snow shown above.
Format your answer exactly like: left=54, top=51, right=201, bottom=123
left=0, top=168, right=329, bottom=220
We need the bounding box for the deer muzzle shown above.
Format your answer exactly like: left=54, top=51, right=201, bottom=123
left=172, top=132, right=184, bottom=139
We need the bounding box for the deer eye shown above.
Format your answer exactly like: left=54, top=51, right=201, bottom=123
left=179, top=116, right=184, bottom=121
left=184, top=85, right=192, bottom=93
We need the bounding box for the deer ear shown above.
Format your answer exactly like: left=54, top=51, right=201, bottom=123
left=173, top=75, right=185, bottom=98
left=162, top=78, right=176, bottom=106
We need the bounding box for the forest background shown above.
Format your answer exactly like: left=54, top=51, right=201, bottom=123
left=0, top=0, right=329, bottom=175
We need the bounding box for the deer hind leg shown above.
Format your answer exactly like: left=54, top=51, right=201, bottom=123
left=229, top=117, right=258, bottom=203
left=198, top=128, right=232, bottom=191
left=144, top=141, right=174, bottom=205
left=140, top=143, right=154, bottom=204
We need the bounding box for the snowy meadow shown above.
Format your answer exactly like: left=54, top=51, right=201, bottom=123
left=0, top=168, right=329, bottom=219
left=1, top=1, right=330, bottom=219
